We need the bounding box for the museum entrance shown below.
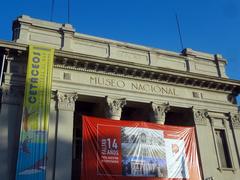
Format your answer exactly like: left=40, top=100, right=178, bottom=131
left=71, top=100, right=99, bottom=180
left=71, top=98, right=195, bottom=180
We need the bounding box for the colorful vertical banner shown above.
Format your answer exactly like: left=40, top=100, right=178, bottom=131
left=82, top=116, right=202, bottom=180
left=16, top=45, right=54, bottom=180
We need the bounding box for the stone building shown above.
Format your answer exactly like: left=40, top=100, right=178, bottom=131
left=0, top=15, right=240, bottom=180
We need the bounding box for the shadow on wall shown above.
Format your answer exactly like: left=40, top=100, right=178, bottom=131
left=47, top=103, right=75, bottom=180
left=47, top=100, right=88, bottom=180
left=0, top=99, right=8, bottom=179
left=0, top=88, right=2, bottom=110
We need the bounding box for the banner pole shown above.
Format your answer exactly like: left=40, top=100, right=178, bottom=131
left=0, top=54, right=6, bottom=86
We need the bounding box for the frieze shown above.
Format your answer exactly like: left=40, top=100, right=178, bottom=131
left=53, top=69, right=232, bottom=104
left=90, top=76, right=177, bottom=96
left=54, top=56, right=240, bottom=95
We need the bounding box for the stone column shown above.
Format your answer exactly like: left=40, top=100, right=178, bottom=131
left=54, top=91, right=78, bottom=180
left=150, top=102, right=170, bottom=124
left=105, top=96, right=126, bottom=120
left=192, top=108, right=209, bottom=179
left=46, top=92, right=58, bottom=180
left=0, top=86, right=23, bottom=180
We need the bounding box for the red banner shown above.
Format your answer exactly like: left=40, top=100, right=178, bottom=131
left=81, top=116, right=202, bottom=180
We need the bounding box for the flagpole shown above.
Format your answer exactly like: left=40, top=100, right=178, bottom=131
left=0, top=54, right=6, bottom=86
left=175, top=13, right=184, bottom=50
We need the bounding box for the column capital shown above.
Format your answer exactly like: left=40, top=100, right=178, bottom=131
left=229, top=113, right=240, bottom=129
left=192, top=108, right=209, bottom=126
left=56, top=91, right=78, bottom=111
left=105, top=96, right=126, bottom=120
left=1, top=86, right=24, bottom=105
left=150, top=102, right=170, bottom=124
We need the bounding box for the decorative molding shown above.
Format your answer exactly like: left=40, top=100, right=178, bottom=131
left=1, top=86, right=24, bottom=105
left=56, top=91, right=78, bottom=111
left=1, top=43, right=239, bottom=95
left=53, top=57, right=240, bottom=95
left=1, top=28, right=240, bottom=94
left=207, top=112, right=229, bottom=120
left=150, top=102, right=170, bottom=124
left=105, top=96, right=126, bottom=120
left=230, top=113, right=240, bottom=129
left=192, top=108, right=209, bottom=126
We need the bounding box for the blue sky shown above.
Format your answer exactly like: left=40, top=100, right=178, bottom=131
left=1, top=0, right=239, bottom=102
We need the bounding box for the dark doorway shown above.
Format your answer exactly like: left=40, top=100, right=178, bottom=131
left=71, top=101, right=98, bottom=180
left=165, top=107, right=194, bottom=127
left=121, top=102, right=150, bottom=122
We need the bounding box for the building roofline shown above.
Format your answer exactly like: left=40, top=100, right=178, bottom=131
left=0, top=40, right=239, bottom=91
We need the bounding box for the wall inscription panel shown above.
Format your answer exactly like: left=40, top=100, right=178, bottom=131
left=89, top=76, right=176, bottom=96
left=53, top=68, right=229, bottom=104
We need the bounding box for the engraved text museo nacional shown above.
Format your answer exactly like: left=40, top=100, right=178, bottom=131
left=90, top=76, right=176, bottom=96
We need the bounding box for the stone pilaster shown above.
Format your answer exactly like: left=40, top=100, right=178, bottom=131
left=46, top=91, right=58, bottom=180
left=150, top=102, right=170, bottom=124
left=54, top=91, right=77, bottom=180
left=105, top=96, right=126, bottom=120
left=192, top=108, right=209, bottom=126
left=229, top=112, right=240, bottom=172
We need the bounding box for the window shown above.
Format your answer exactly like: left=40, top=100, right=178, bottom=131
left=214, top=129, right=232, bottom=169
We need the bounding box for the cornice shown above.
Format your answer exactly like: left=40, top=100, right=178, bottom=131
left=53, top=49, right=239, bottom=87
left=0, top=40, right=27, bottom=51
left=54, top=55, right=240, bottom=96
left=1, top=41, right=240, bottom=96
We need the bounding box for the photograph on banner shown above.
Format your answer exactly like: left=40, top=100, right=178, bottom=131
left=121, top=127, right=167, bottom=177
left=165, top=138, right=189, bottom=178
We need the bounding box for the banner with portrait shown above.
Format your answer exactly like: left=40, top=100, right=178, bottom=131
left=82, top=116, right=202, bottom=180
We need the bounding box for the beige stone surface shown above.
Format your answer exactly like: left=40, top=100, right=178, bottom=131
left=13, top=15, right=228, bottom=78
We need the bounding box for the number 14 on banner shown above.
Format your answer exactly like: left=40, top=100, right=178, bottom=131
left=101, top=138, right=118, bottom=155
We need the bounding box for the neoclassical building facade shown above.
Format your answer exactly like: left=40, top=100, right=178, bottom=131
left=0, top=15, right=240, bottom=180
